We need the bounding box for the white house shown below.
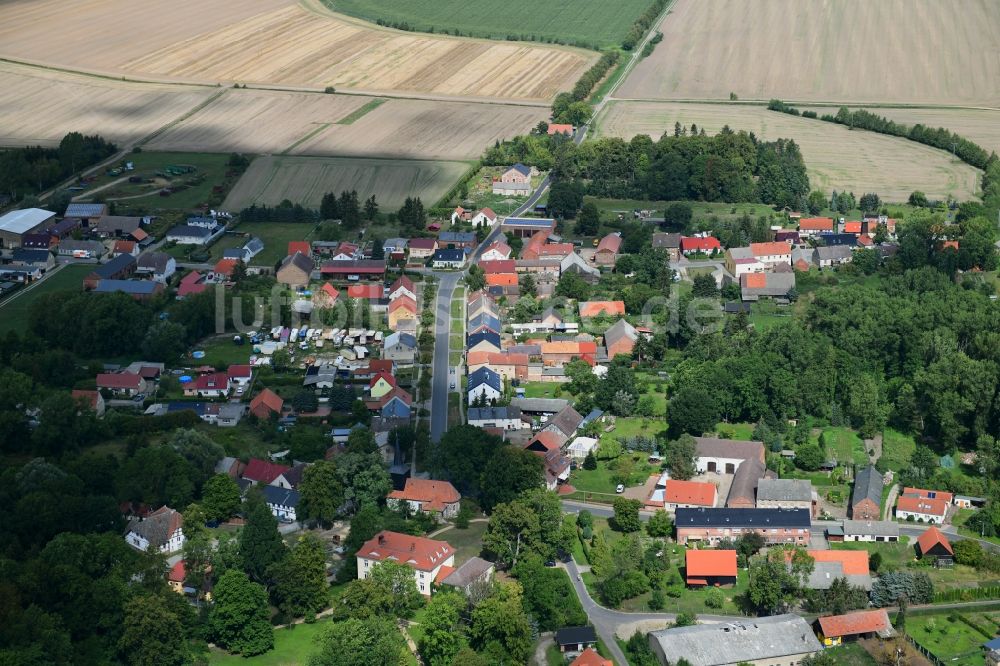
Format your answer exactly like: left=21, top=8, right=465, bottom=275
left=227, top=364, right=252, bottom=388
left=468, top=367, right=502, bottom=405
left=816, top=245, right=854, bottom=268
left=261, top=485, right=300, bottom=523
left=357, top=531, right=455, bottom=596
left=467, top=406, right=524, bottom=430
left=471, top=208, right=498, bottom=228
left=432, top=249, right=465, bottom=269
left=183, top=372, right=231, bottom=398
left=839, top=520, right=900, bottom=543
left=386, top=479, right=461, bottom=519
left=388, top=276, right=417, bottom=302
left=124, top=506, right=185, bottom=554
left=481, top=240, right=512, bottom=261
left=135, top=252, right=176, bottom=283
left=166, top=225, right=213, bottom=245
left=694, top=437, right=765, bottom=474
left=896, top=496, right=948, bottom=524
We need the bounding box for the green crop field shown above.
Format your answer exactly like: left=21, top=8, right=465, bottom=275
left=0, top=264, right=92, bottom=335
left=324, top=0, right=653, bottom=48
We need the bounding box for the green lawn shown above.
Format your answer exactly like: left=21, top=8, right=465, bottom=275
left=822, top=643, right=877, bottom=665
left=207, top=620, right=326, bottom=665
left=714, top=422, right=756, bottom=440
left=831, top=538, right=993, bottom=591
left=323, top=0, right=655, bottom=48
left=0, top=264, right=92, bottom=335
left=879, top=428, right=916, bottom=471
left=191, top=335, right=256, bottom=368
left=434, top=520, right=486, bottom=566
left=228, top=221, right=323, bottom=267
left=450, top=318, right=463, bottom=335
left=520, top=381, right=567, bottom=400
left=82, top=151, right=238, bottom=214
left=817, top=427, right=868, bottom=467
left=569, top=454, right=656, bottom=494
left=619, top=569, right=750, bottom=616
left=908, top=611, right=992, bottom=666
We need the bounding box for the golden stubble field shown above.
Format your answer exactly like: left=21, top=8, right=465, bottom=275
left=595, top=101, right=981, bottom=201
left=0, top=0, right=592, bottom=101
left=0, top=62, right=215, bottom=148
left=222, top=155, right=470, bottom=210
left=145, top=89, right=543, bottom=160
left=618, top=0, right=1000, bottom=106
left=812, top=108, right=1000, bottom=155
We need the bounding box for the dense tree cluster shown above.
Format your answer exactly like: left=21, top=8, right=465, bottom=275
left=0, top=132, right=116, bottom=201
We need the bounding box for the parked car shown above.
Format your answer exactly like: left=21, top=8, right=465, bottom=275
left=615, top=484, right=625, bottom=494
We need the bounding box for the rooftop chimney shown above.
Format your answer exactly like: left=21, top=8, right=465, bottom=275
left=378, top=534, right=386, bottom=546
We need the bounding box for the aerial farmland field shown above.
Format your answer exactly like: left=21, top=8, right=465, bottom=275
left=325, top=0, right=654, bottom=48
left=0, top=61, right=214, bottom=148
left=222, top=155, right=469, bottom=210
left=617, top=0, right=1000, bottom=106
left=594, top=101, right=981, bottom=201
left=146, top=89, right=543, bottom=161
left=0, top=0, right=593, bottom=101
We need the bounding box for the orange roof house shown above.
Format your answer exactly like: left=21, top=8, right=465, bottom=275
left=842, top=221, right=862, bottom=234
left=817, top=609, right=894, bottom=645
left=916, top=527, right=953, bottom=560
left=578, top=301, right=625, bottom=318
left=287, top=241, right=311, bottom=257
left=685, top=549, right=737, bottom=586
left=750, top=241, right=792, bottom=257
left=902, top=487, right=954, bottom=504
left=348, top=284, right=384, bottom=300
left=570, top=648, right=613, bottom=666
left=213, top=258, right=238, bottom=279
left=807, top=550, right=870, bottom=575
left=548, top=123, right=574, bottom=136
left=249, top=388, right=283, bottom=420
left=799, top=217, right=834, bottom=233
left=316, top=282, right=340, bottom=307
left=356, top=531, right=456, bottom=595
left=387, top=478, right=462, bottom=517
left=486, top=273, right=518, bottom=287
left=664, top=479, right=717, bottom=508
left=896, top=495, right=949, bottom=522
left=479, top=259, right=516, bottom=274
left=680, top=236, right=721, bottom=254
left=114, top=239, right=137, bottom=255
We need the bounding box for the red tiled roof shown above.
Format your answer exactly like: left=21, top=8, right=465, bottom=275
left=578, top=301, right=625, bottom=318
left=390, top=275, right=415, bottom=294
left=750, top=241, right=791, bottom=257
left=570, top=647, right=613, bottom=666
left=242, top=458, right=290, bottom=484
left=744, top=273, right=768, bottom=289
left=367, top=359, right=394, bottom=375
left=483, top=241, right=511, bottom=258
left=377, top=387, right=412, bottom=409
left=596, top=234, right=622, bottom=254
left=478, top=207, right=498, bottom=220
left=408, top=238, right=437, bottom=250
left=213, top=258, right=238, bottom=277
left=114, top=240, right=136, bottom=253
left=686, top=549, right=737, bottom=578
left=528, top=431, right=562, bottom=453
left=71, top=389, right=100, bottom=410
left=857, top=234, right=874, bottom=247
left=897, top=495, right=948, bottom=517
left=388, top=295, right=417, bottom=313
left=178, top=271, right=207, bottom=297
left=358, top=530, right=454, bottom=572
left=680, top=236, right=721, bottom=252
left=189, top=372, right=229, bottom=391
left=818, top=609, right=892, bottom=639
left=808, top=550, right=869, bottom=575
left=249, top=388, right=283, bottom=419
left=435, top=565, right=455, bottom=583
left=97, top=372, right=143, bottom=390
left=287, top=241, right=311, bottom=257
left=387, top=478, right=461, bottom=512
left=168, top=560, right=186, bottom=583
left=131, top=228, right=149, bottom=242
left=799, top=217, right=834, bottom=231
left=369, top=372, right=397, bottom=389
left=902, top=487, right=954, bottom=504
left=843, top=221, right=862, bottom=234
left=916, top=526, right=953, bottom=555
left=228, top=364, right=252, bottom=379
left=320, top=282, right=340, bottom=300
left=665, top=479, right=716, bottom=507
left=480, top=259, right=516, bottom=274
left=486, top=273, right=518, bottom=286
left=548, top=123, right=574, bottom=135
left=347, top=284, right=384, bottom=299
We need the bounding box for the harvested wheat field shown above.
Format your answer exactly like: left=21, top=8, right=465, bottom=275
left=618, top=0, right=1000, bottom=106
left=809, top=107, right=1000, bottom=155
left=0, top=0, right=592, bottom=101
left=223, top=155, right=469, bottom=210
left=146, top=89, right=543, bottom=160
left=0, top=61, right=213, bottom=148
left=595, top=101, right=981, bottom=201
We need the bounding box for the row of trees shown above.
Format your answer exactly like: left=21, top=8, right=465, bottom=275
left=0, top=132, right=116, bottom=201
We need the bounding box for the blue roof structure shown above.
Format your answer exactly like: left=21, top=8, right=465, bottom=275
left=468, top=367, right=502, bottom=392
left=166, top=225, right=212, bottom=239
left=261, top=484, right=300, bottom=508
left=64, top=203, right=106, bottom=218
left=674, top=507, right=811, bottom=529
left=509, top=163, right=531, bottom=177
left=502, top=217, right=556, bottom=227
left=93, top=279, right=159, bottom=295
left=433, top=248, right=465, bottom=262
left=984, top=637, right=1000, bottom=650
left=93, top=253, right=137, bottom=278
left=12, top=248, right=50, bottom=264
left=467, top=330, right=500, bottom=350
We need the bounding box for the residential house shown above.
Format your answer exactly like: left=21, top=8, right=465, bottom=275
left=210, top=258, right=238, bottom=283
left=756, top=478, right=816, bottom=517
left=227, top=364, right=252, bottom=388
left=124, top=506, right=184, bottom=553
left=249, top=388, right=283, bottom=420
left=92, top=279, right=164, bottom=301
left=467, top=406, right=524, bottom=430
left=480, top=259, right=516, bottom=275
left=740, top=272, right=795, bottom=302
left=314, top=282, right=340, bottom=308
left=468, top=312, right=502, bottom=336
left=604, top=319, right=638, bottom=357
left=450, top=207, right=472, bottom=225
left=183, top=372, right=230, bottom=398
left=468, top=367, right=502, bottom=405
left=216, top=403, right=245, bottom=427
left=694, top=437, right=765, bottom=474
left=673, top=507, right=811, bottom=546
left=680, top=236, right=721, bottom=256
left=685, top=549, right=737, bottom=587
left=112, top=239, right=138, bottom=257
left=369, top=372, right=397, bottom=399
left=165, top=225, right=213, bottom=245
left=407, top=238, right=438, bottom=261
left=387, top=478, right=461, bottom=519
left=260, top=485, right=299, bottom=523
left=94, top=215, right=142, bottom=239
left=472, top=208, right=498, bottom=228
left=803, top=550, right=872, bottom=590
left=467, top=331, right=501, bottom=354
left=501, top=217, right=556, bottom=239
left=135, top=252, right=176, bottom=283
left=72, top=389, right=105, bottom=417
left=356, top=531, right=455, bottom=596
left=541, top=404, right=584, bottom=441
left=438, top=231, right=477, bottom=249
left=11, top=248, right=55, bottom=271
left=570, top=648, right=611, bottom=666
left=816, top=609, right=894, bottom=648
left=561, top=252, right=601, bottom=282
left=851, top=466, right=883, bottom=520
left=792, top=247, right=816, bottom=271
left=774, top=230, right=800, bottom=244
left=547, top=123, right=574, bottom=136
left=500, top=163, right=531, bottom=184
left=287, top=241, right=311, bottom=258
left=896, top=495, right=948, bottom=524
left=578, top=300, right=625, bottom=318
left=838, top=519, right=899, bottom=543
left=467, top=352, right=528, bottom=381
left=303, top=364, right=338, bottom=389
left=521, top=232, right=574, bottom=261
left=818, top=233, right=858, bottom=247
left=57, top=239, right=105, bottom=258
left=651, top=232, right=682, bottom=261
left=377, top=388, right=412, bottom=419
left=383, top=331, right=417, bottom=364
left=816, top=245, right=854, bottom=268
left=842, top=220, right=863, bottom=235
left=648, top=614, right=821, bottom=666
left=555, top=627, right=597, bottom=655
left=481, top=240, right=511, bottom=261
left=97, top=372, right=147, bottom=397
left=724, top=246, right=766, bottom=277
left=798, top=217, right=835, bottom=236
left=916, top=527, right=954, bottom=564
left=388, top=296, right=418, bottom=330
left=83, top=253, right=137, bottom=289
left=177, top=271, right=208, bottom=298
left=594, top=233, right=622, bottom=266
left=388, top=275, right=416, bottom=301
left=664, top=479, right=718, bottom=510
left=276, top=252, right=314, bottom=288
left=440, top=557, right=495, bottom=597
left=382, top=238, right=407, bottom=258
left=242, top=458, right=290, bottom=485
left=320, top=259, right=386, bottom=280
left=432, top=248, right=465, bottom=268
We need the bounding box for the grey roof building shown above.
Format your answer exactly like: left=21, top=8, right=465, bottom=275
left=648, top=614, right=822, bottom=666
left=841, top=519, right=899, bottom=540
left=756, top=478, right=813, bottom=503
left=740, top=272, right=795, bottom=301
left=806, top=561, right=873, bottom=591
left=544, top=404, right=584, bottom=439
left=674, top=507, right=811, bottom=530
left=652, top=232, right=681, bottom=250
left=816, top=245, right=854, bottom=264
left=510, top=397, right=569, bottom=414
left=440, top=556, right=494, bottom=594
left=467, top=406, right=522, bottom=422
left=851, top=466, right=883, bottom=519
